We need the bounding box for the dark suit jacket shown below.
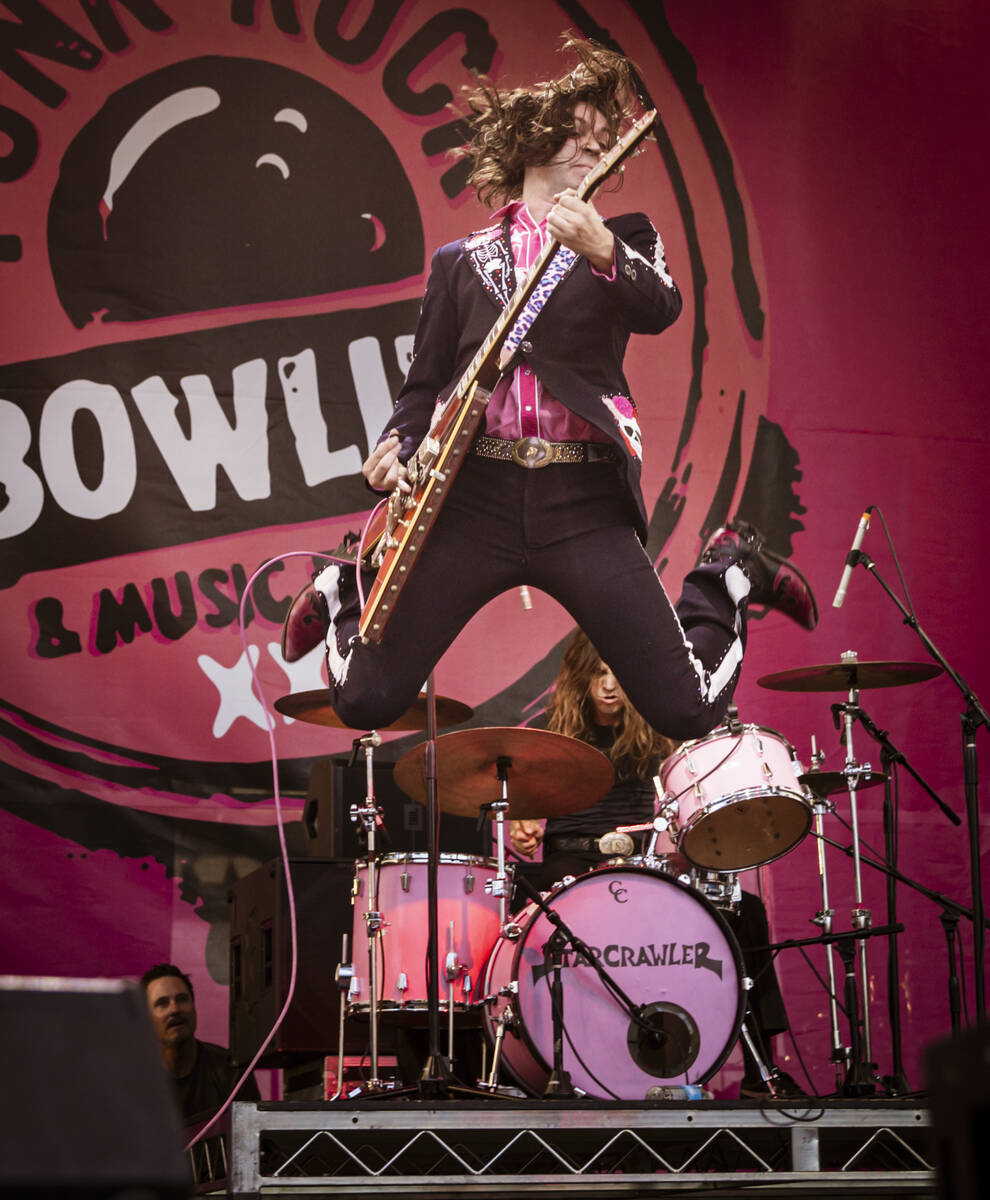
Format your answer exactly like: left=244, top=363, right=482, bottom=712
left=383, top=211, right=682, bottom=540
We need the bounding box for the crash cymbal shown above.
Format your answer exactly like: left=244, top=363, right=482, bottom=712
left=272, top=689, right=473, bottom=732
left=393, top=726, right=614, bottom=819
left=758, top=661, right=942, bottom=692
left=799, top=769, right=889, bottom=797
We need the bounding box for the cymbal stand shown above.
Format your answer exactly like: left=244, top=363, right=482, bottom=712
left=831, top=665, right=879, bottom=1086
left=805, top=739, right=850, bottom=1092
left=350, top=730, right=388, bottom=1090
left=485, top=758, right=521, bottom=939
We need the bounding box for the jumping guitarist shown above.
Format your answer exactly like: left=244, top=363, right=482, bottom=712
left=282, top=36, right=818, bottom=738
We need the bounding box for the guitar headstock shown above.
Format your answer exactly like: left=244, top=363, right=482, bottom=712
left=577, top=109, right=658, bottom=201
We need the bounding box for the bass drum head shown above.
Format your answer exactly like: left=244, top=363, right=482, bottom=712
left=489, top=866, right=744, bottom=1099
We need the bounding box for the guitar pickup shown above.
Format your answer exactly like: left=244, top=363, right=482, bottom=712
left=417, top=436, right=440, bottom=471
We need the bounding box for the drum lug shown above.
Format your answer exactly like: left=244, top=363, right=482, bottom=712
left=400, top=869, right=410, bottom=892
left=396, top=971, right=409, bottom=994
left=464, top=868, right=475, bottom=893
left=352, top=876, right=363, bottom=899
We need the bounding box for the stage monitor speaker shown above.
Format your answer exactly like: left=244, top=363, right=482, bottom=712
left=0, top=976, right=189, bottom=1198
left=926, top=1021, right=990, bottom=1200
left=302, top=756, right=487, bottom=859
left=230, top=857, right=380, bottom=1066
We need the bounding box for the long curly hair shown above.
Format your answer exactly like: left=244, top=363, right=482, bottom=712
left=456, top=35, right=641, bottom=208
left=546, top=630, right=677, bottom=779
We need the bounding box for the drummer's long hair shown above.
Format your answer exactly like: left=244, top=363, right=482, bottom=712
left=546, top=630, right=677, bottom=779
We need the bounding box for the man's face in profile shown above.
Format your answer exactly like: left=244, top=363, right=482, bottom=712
left=145, top=975, right=197, bottom=1049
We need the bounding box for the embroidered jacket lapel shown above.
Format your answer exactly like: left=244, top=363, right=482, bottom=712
left=461, top=218, right=515, bottom=310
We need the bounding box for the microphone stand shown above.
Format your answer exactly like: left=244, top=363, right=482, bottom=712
left=851, top=547, right=989, bottom=1017
left=418, top=672, right=452, bottom=1094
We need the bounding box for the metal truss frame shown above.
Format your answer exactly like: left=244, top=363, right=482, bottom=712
left=227, top=1099, right=935, bottom=1197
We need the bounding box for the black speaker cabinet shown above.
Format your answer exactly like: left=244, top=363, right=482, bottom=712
left=302, top=756, right=487, bottom=859
left=926, top=1021, right=990, bottom=1200
left=0, top=977, right=190, bottom=1197
left=229, top=857, right=373, bottom=1065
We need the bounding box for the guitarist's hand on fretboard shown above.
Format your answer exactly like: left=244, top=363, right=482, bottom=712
left=363, top=430, right=411, bottom=494
left=547, top=189, right=615, bottom=274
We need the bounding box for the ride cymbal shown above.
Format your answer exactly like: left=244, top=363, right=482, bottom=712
left=393, top=726, right=614, bottom=819
left=757, top=661, right=942, bottom=692
left=272, top=689, right=473, bottom=731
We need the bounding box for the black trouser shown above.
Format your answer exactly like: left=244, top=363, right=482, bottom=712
left=329, top=455, right=747, bottom=739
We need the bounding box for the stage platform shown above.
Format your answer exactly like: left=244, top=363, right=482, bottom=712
left=218, top=1096, right=935, bottom=1198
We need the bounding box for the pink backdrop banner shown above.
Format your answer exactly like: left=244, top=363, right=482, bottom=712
left=1, top=0, right=987, bottom=1094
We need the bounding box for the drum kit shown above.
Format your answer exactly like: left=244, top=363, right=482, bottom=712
left=274, top=650, right=955, bottom=1102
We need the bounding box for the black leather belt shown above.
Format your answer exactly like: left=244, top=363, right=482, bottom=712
left=473, top=435, right=617, bottom=469
left=544, top=835, right=601, bottom=854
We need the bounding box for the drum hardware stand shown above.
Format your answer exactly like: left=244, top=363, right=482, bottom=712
left=348, top=730, right=394, bottom=1092
left=543, top=930, right=577, bottom=1098
left=330, top=932, right=353, bottom=1101
left=834, top=934, right=876, bottom=1097
left=737, top=988, right=782, bottom=1098
left=829, top=662, right=880, bottom=1081
left=444, top=920, right=473, bottom=1062
left=480, top=761, right=521, bottom=939
left=847, top=540, right=988, bottom=1018
left=833, top=692, right=962, bottom=1091
left=816, top=827, right=980, bottom=1047
left=805, top=740, right=851, bottom=1092
left=759, top=923, right=902, bottom=1096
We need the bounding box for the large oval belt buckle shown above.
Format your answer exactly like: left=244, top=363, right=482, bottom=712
left=511, top=436, right=553, bottom=468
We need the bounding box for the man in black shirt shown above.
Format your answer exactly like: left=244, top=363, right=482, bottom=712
left=141, top=963, right=259, bottom=1121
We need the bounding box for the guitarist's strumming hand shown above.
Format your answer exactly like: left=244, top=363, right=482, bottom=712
left=547, top=188, right=615, bottom=274
left=363, top=431, right=411, bottom=494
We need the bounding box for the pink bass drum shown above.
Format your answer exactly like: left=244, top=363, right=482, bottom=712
left=482, top=867, right=743, bottom=1099
left=660, top=724, right=812, bottom=871
left=350, top=853, right=500, bottom=1017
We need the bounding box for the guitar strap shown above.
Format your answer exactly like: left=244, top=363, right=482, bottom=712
left=461, top=216, right=582, bottom=361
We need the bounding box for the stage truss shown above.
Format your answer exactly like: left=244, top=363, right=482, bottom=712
left=224, top=1098, right=934, bottom=1197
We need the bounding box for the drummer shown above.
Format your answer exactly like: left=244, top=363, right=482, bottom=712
left=509, top=628, right=803, bottom=1099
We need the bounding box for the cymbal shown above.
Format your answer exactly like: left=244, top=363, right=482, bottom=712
left=799, top=769, right=889, bottom=797
left=757, top=661, right=942, bottom=692
left=393, top=726, right=614, bottom=819
left=272, top=689, right=473, bottom=732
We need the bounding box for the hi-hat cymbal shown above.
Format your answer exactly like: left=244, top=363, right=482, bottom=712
left=272, top=689, right=473, bottom=732
left=393, top=726, right=614, bottom=819
left=758, top=661, right=942, bottom=692
left=799, top=769, right=889, bottom=797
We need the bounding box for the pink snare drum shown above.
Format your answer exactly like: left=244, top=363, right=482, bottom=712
left=350, top=853, right=500, bottom=1016
left=481, top=866, right=743, bottom=1099
left=661, top=724, right=811, bottom=870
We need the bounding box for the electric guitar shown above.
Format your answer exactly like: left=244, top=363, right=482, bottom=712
left=359, top=109, right=658, bottom=643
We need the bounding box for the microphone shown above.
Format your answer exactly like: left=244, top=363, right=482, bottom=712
left=832, top=509, right=872, bottom=609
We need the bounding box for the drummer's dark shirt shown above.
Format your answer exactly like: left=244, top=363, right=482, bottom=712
left=544, top=726, right=657, bottom=839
